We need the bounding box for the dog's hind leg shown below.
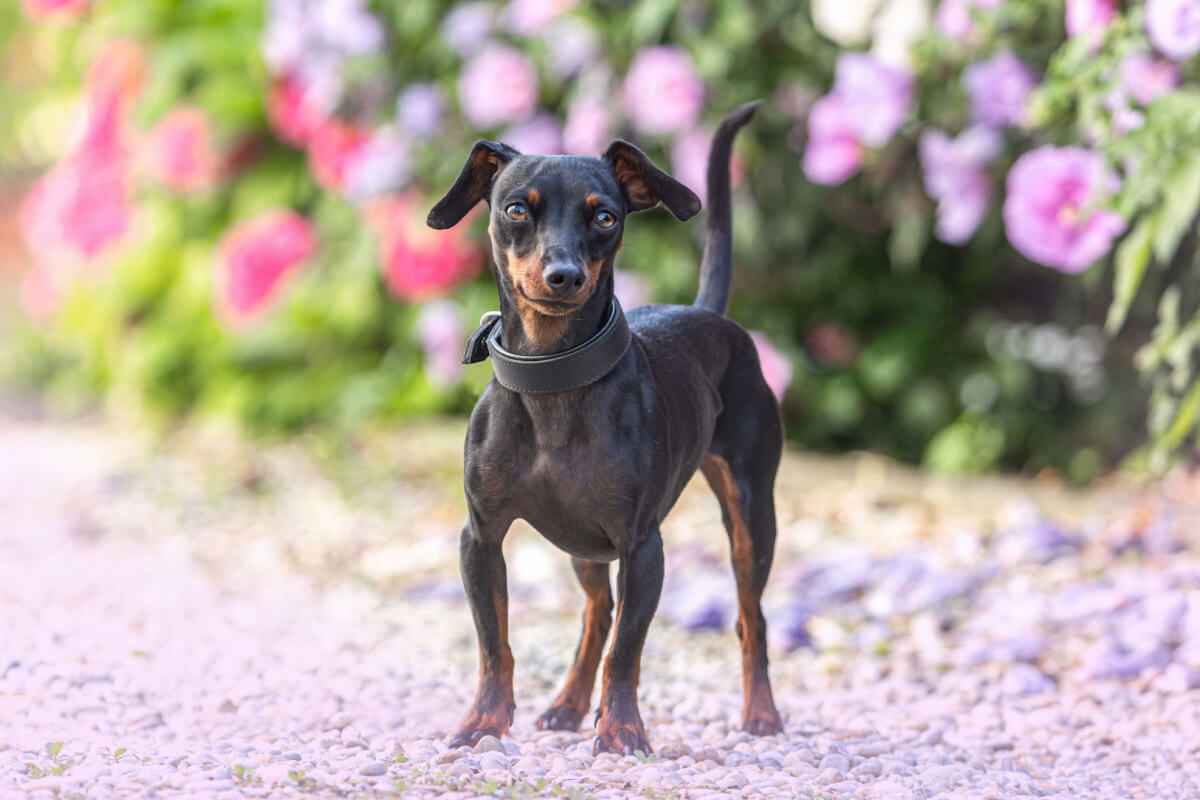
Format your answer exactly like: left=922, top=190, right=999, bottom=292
left=701, top=420, right=784, bottom=735
left=537, top=558, right=613, bottom=731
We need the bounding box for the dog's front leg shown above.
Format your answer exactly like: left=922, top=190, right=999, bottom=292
left=449, top=515, right=514, bottom=747
left=594, top=528, right=664, bottom=755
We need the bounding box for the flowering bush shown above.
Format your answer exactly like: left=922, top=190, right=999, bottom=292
left=3, top=0, right=1196, bottom=476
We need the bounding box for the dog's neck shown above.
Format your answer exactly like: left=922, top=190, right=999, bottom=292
left=496, top=274, right=615, bottom=358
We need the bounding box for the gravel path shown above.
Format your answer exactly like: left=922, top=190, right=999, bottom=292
left=3, top=418, right=1200, bottom=799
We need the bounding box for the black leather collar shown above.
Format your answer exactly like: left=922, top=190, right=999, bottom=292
left=462, top=298, right=632, bottom=394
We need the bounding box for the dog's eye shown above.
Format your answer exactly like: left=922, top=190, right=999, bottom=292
left=506, top=203, right=528, bottom=221
left=594, top=210, right=616, bottom=229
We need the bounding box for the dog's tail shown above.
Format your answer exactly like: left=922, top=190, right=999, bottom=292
left=694, top=101, right=760, bottom=315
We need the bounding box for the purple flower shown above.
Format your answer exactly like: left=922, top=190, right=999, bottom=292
left=935, top=0, right=1005, bottom=40
left=500, top=113, right=563, bottom=154
left=1146, top=0, right=1200, bottom=60
left=833, top=52, right=913, bottom=147
left=963, top=51, right=1038, bottom=128
left=1121, top=52, right=1180, bottom=105
left=458, top=44, right=538, bottom=128
left=802, top=93, right=863, bottom=185
left=315, top=0, right=386, bottom=56
left=613, top=268, right=650, bottom=309
left=919, top=126, right=1002, bottom=245
left=417, top=300, right=465, bottom=388
left=344, top=125, right=413, bottom=202
left=441, top=2, right=495, bottom=55
left=622, top=46, right=704, bottom=135
left=562, top=95, right=611, bottom=155
left=1065, top=0, right=1116, bottom=49
left=396, top=83, right=445, bottom=138
left=542, top=18, right=599, bottom=76
left=505, top=0, right=577, bottom=36
left=749, top=331, right=792, bottom=403
left=1003, top=146, right=1126, bottom=273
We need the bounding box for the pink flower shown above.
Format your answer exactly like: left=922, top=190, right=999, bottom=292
left=1065, top=0, right=1116, bottom=49
left=613, top=268, right=650, bottom=309
left=417, top=301, right=466, bottom=388
left=671, top=128, right=745, bottom=205
left=441, top=2, right=496, bottom=55
left=1121, top=52, right=1180, bottom=105
left=935, top=0, right=1004, bottom=40
left=919, top=126, right=1002, bottom=245
left=563, top=95, right=611, bottom=155
left=506, top=0, right=577, bottom=36
left=833, top=53, right=913, bottom=147
left=749, top=331, right=793, bottom=403
left=1146, top=0, right=1200, bottom=61
left=85, top=39, right=145, bottom=112
left=217, top=209, right=317, bottom=323
left=20, top=59, right=136, bottom=263
left=622, top=46, right=705, bottom=135
left=458, top=45, right=539, bottom=128
left=267, top=75, right=320, bottom=147
left=143, top=107, right=220, bottom=192
left=802, top=93, right=863, bottom=186
left=306, top=117, right=370, bottom=192
left=1003, top=146, right=1126, bottom=273
left=500, top=114, right=563, bottom=154
left=22, top=0, right=88, bottom=21
left=368, top=192, right=483, bottom=301
left=963, top=51, right=1038, bottom=127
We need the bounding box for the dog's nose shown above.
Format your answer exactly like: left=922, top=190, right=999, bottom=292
left=542, top=262, right=586, bottom=296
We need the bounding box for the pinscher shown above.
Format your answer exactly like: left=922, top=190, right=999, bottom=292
left=426, top=102, right=782, bottom=755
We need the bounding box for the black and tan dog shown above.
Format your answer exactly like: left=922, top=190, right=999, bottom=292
left=426, top=102, right=782, bottom=755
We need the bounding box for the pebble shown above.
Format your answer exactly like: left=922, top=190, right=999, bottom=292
left=356, top=762, right=389, bottom=777
left=819, top=753, right=852, bottom=772
left=473, top=735, right=505, bottom=754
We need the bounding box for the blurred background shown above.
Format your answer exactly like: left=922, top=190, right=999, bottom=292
left=0, top=0, right=1198, bottom=481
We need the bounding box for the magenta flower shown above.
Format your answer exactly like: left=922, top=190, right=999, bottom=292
left=267, top=75, right=319, bottom=147
left=749, top=331, right=793, bottom=403
left=144, top=107, right=220, bottom=193
left=802, top=93, right=863, bottom=186
left=218, top=209, right=317, bottom=323
left=563, top=95, right=611, bottom=156
left=367, top=192, right=483, bottom=301
left=1121, top=53, right=1180, bottom=105
left=622, top=46, right=705, bottom=135
left=963, top=51, right=1038, bottom=128
left=833, top=53, right=913, bottom=147
left=306, top=116, right=371, bottom=192
left=1146, top=0, right=1200, bottom=61
left=919, top=126, right=1002, bottom=245
left=1003, top=146, right=1126, bottom=273
left=506, top=0, right=577, bottom=36
left=22, top=0, right=89, bottom=20
left=672, top=128, right=744, bottom=205
left=417, top=301, right=466, bottom=388
left=500, top=114, right=563, bottom=154
left=458, top=45, right=538, bottom=128
left=1065, top=0, right=1116, bottom=49
left=935, top=0, right=1004, bottom=40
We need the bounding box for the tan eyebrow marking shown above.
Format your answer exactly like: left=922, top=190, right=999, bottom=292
left=527, top=189, right=540, bottom=206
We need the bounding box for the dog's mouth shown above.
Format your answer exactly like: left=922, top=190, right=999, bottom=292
left=517, top=284, right=587, bottom=316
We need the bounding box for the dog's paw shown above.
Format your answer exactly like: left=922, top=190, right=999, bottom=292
left=593, top=715, right=651, bottom=756
left=446, top=702, right=515, bottom=748
left=536, top=704, right=585, bottom=732
left=742, top=708, right=784, bottom=736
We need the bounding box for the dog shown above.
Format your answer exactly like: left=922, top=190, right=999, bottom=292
left=426, top=102, right=782, bottom=755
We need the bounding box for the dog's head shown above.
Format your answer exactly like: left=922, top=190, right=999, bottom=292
left=427, top=140, right=699, bottom=348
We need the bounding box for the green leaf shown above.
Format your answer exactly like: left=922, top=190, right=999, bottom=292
left=47, top=742, right=62, bottom=758
left=1106, top=214, right=1155, bottom=335
left=1153, top=151, right=1200, bottom=264
left=1161, top=381, right=1200, bottom=450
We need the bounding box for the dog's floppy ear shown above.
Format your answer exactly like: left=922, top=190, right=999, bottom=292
left=603, top=140, right=701, bottom=221
left=427, top=140, right=522, bottom=229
